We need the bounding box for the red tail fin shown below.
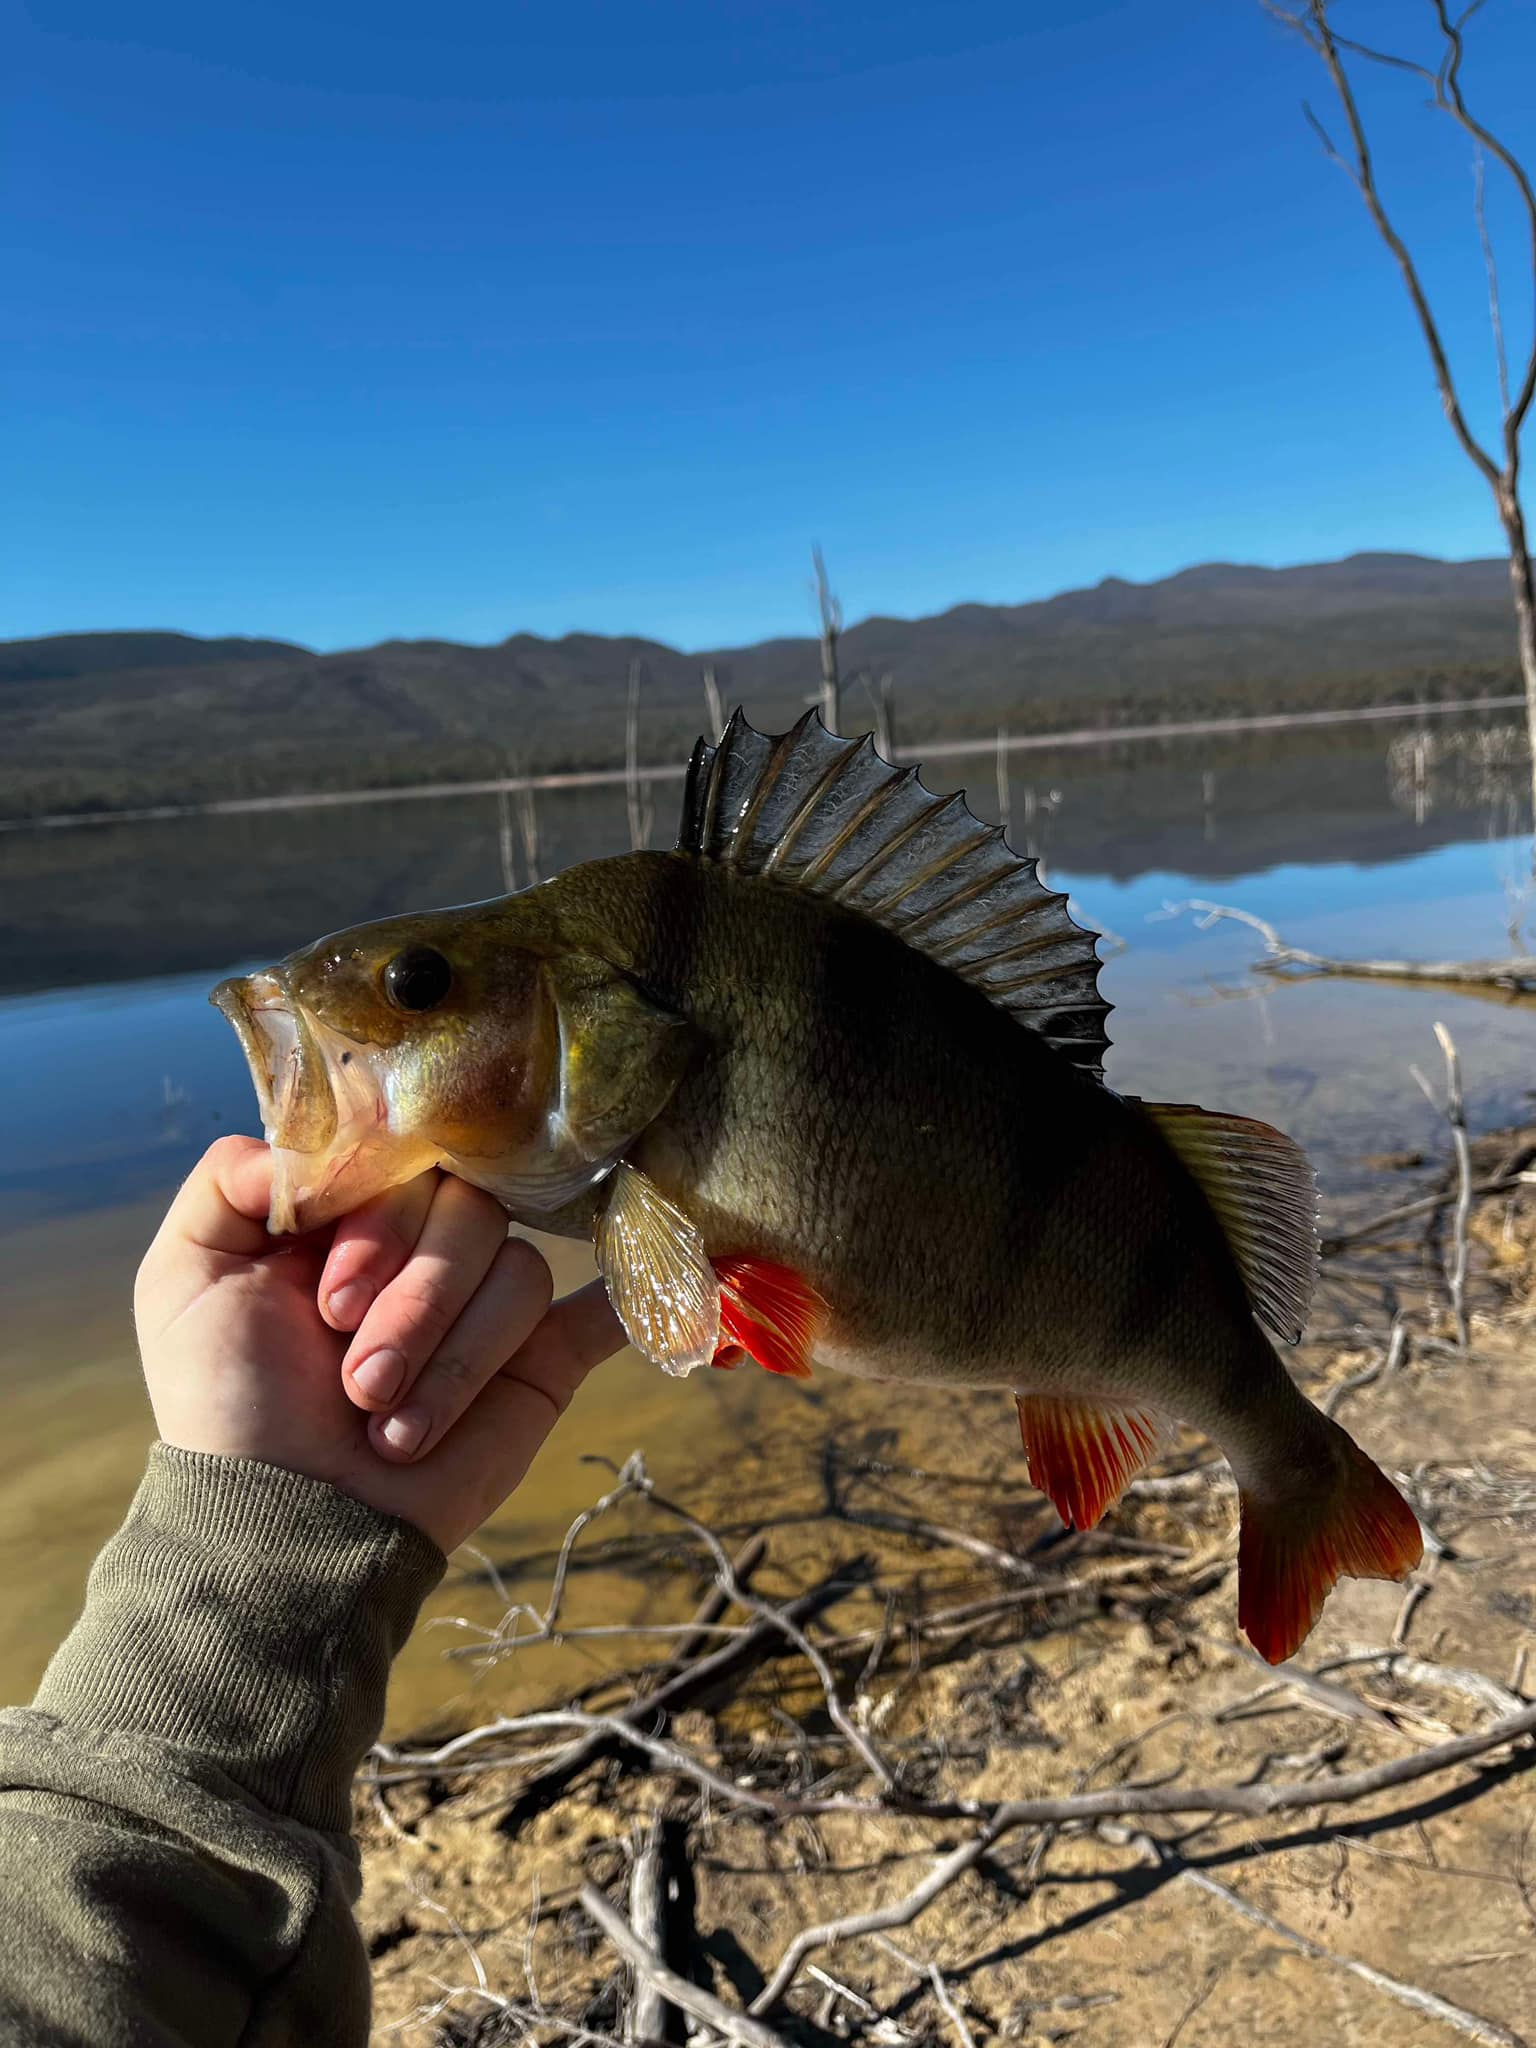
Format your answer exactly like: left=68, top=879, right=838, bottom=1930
left=1239, top=1433, right=1422, bottom=1664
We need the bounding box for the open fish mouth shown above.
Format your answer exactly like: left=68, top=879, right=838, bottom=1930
left=212, top=972, right=418, bottom=1233
left=212, top=972, right=338, bottom=1154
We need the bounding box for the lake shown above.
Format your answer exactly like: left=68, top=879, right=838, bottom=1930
left=3, top=710, right=1533, bottom=1729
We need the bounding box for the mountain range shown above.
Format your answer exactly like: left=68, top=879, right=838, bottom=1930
left=0, top=551, right=1519, bottom=820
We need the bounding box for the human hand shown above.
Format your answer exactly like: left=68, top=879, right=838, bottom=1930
left=134, top=1136, right=624, bottom=1552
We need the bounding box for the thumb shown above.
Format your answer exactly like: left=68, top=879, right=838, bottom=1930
left=156, top=1137, right=276, bottom=1263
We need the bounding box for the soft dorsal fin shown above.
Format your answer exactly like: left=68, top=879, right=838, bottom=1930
left=678, top=710, right=1112, bottom=1076
left=1140, top=1101, right=1319, bottom=1343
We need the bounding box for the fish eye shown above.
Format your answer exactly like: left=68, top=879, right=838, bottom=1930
left=383, top=945, right=453, bottom=1012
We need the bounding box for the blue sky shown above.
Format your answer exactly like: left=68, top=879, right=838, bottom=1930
left=6, top=0, right=1535, bottom=652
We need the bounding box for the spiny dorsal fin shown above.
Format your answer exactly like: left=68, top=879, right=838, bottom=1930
left=678, top=709, right=1112, bottom=1076
left=1140, top=1101, right=1319, bottom=1343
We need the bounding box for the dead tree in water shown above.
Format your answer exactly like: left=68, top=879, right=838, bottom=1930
left=812, top=543, right=843, bottom=731
left=700, top=661, right=727, bottom=743
left=1268, top=0, right=1536, bottom=836
left=625, top=657, right=654, bottom=850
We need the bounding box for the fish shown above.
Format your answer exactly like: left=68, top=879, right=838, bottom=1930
left=212, top=711, right=1422, bottom=1662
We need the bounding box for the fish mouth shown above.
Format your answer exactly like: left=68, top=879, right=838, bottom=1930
left=212, top=972, right=428, bottom=1233
left=212, top=972, right=338, bottom=1155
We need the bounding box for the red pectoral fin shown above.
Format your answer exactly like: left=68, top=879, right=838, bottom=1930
left=1016, top=1393, right=1160, bottom=1530
left=712, top=1256, right=826, bottom=1380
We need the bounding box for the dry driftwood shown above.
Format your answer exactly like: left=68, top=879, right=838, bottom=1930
left=1168, top=899, right=1536, bottom=994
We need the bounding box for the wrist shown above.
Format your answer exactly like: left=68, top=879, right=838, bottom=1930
left=33, top=1444, right=445, bottom=1834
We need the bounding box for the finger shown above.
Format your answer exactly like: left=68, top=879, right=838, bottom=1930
left=499, top=1278, right=625, bottom=1403
left=416, top=1284, right=624, bottom=1509
left=151, top=1136, right=274, bottom=1264
left=340, top=1175, right=509, bottom=1412
left=318, top=1170, right=440, bottom=1333
left=368, top=1236, right=553, bottom=1462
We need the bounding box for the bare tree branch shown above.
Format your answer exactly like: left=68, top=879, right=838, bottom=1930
left=1275, top=1, right=1502, bottom=486
left=1429, top=0, right=1536, bottom=446
left=1474, top=146, right=1513, bottom=421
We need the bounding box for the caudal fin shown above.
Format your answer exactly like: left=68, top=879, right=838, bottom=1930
left=1238, top=1423, right=1422, bottom=1664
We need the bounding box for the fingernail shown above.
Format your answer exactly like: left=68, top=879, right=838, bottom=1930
left=381, top=1408, right=428, bottom=1457
left=327, top=1280, right=373, bottom=1330
left=350, top=1348, right=406, bottom=1404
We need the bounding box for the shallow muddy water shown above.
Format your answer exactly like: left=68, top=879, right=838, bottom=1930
left=2, top=714, right=1532, bottom=1729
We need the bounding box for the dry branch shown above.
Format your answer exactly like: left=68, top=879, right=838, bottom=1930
left=1164, top=898, right=1536, bottom=993
left=743, top=1701, right=1536, bottom=2007
left=490, top=1558, right=867, bottom=1830
left=1412, top=1022, right=1474, bottom=1345
left=581, top=1884, right=794, bottom=2048
left=1131, top=1831, right=1528, bottom=2048
left=627, top=1820, right=668, bottom=2045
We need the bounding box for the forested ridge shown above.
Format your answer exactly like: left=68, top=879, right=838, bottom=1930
left=2, top=551, right=1519, bottom=818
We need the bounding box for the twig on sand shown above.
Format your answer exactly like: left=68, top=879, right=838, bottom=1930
left=1323, top=1173, right=1536, bottom=1256
left=1160, top=1966, right=1225, bottom=2048
left=752, top=1829, right=1003, bottom=2015
left=1323, top=1317, right=1410, bottom=1417
left=626, top=1820, right=668, bottom=2046
left=1130, top=1831, right=1528, bottom=2048
left=580, top=1884, right=794, bottom=2048
left=869, top=1935, right=977, bottom=2048
left=1411, top=1023, right=1474, bottom=1347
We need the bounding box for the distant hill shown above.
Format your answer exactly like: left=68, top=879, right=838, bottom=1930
left=0, top=630, right=307, bottom=685
left=0, top=552, right=1519, bottom=819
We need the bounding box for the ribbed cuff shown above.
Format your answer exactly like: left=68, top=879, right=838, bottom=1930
left=32, top=1445, right=445, bottom=1836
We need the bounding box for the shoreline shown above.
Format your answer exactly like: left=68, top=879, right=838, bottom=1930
left=2, top=689, right=1525, bottom=834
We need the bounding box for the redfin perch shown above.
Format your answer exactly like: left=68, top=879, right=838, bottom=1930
left=213, top=712, right=1421, bottom=1661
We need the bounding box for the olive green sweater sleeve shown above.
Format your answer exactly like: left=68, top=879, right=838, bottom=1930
left=0, top=1444, right=445, bottom=2047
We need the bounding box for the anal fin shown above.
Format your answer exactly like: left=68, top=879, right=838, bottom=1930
left=713, top=1255, right=827, bottom=1380
left=1016, top=1393, right=1160, bottom=1530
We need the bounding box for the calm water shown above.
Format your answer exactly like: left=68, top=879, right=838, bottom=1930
left=3, top=714, right=1533, bottom=1725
